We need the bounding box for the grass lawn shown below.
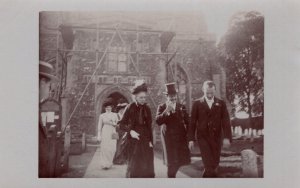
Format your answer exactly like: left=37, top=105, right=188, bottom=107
left=154, top=136, right=264, bottom=178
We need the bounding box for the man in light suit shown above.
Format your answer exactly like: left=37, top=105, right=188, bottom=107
left=188, top=80, right=232, bottom=177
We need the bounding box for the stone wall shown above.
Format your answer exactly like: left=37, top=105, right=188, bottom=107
left=39, top=12, right=226, bottom=141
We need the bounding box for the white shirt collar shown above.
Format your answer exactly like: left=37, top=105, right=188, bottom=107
left=204, top=96, right=214, bottom=102
left=204, top=96, right=214, bottom=109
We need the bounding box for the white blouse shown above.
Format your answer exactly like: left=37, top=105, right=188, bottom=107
left=97, top=112, right=118, bottom=139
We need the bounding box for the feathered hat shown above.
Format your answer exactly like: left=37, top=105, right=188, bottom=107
left=131, top=79, right=148, bottom=95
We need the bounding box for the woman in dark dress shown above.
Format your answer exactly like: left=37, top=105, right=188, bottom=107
left=118, top=80, right=155, bottom=178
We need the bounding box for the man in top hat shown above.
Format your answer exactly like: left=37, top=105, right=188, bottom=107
left=188, top=80, right=232, bottom=178
left=155, top=82, right=190, bottom=178
left=39, top=61, right=57, bottom=177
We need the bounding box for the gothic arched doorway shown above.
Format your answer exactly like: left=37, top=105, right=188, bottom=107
left=101, top=92, right=129, bottom=113
left=169, top=64, right=191, bottom=111
left=94, top=86, right=132, bottom=135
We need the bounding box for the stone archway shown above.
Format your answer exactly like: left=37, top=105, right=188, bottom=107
left=94, top=85, right=132, bottom=135
left=170, top=64, right=191, bottom=111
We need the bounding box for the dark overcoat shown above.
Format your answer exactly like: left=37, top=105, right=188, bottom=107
left=118, top=102, right=155, bottom=178
left=156, top=103, right=191, bottom=167
left=187, top=96, right=232, bottom=169
left=39, top=123, right=49, bottom=177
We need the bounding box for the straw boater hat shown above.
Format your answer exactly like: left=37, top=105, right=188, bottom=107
left=131, top=79, right=148, bottom=95
left=39, top=61, right=57, bottom=81
left=163, top=82, right=177, bottom=95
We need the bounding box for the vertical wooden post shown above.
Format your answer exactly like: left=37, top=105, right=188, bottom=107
left=136, top=22, right=139, bottom=74
left=55, top=13, right=61, bottom=102
left=95, top=14, right=99, bottom=135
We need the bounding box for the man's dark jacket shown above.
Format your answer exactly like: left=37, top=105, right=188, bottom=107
left=187, top=96, right=232, bottom=169
left=156, top=103, right=190, bottom=167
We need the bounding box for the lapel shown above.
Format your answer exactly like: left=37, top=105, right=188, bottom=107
left=210, top=97, right=217, bottom=112
left=211, top=97, right=221, bottom=115
left=200, top=96, right=221, bottom=115
left=164, top=102, right=178, bottom=116
left=200, top=96, right=211, bottom=112
left=163, top=102, right=169, bottom=113
left=175, top=103, right=182, bottom=116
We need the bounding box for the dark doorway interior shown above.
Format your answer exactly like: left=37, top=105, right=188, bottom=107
left=101, top=92, right=129, bottom=113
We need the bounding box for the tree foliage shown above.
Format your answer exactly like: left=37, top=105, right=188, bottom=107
left=218, top=11, right=264, bottom=118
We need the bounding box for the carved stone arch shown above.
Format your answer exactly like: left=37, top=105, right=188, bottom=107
left=172, top=64, right=192, bottom=111
left=94, top=85, right=133, bottom=134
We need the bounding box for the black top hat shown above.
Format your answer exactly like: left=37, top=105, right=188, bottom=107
left=163, top=82, right=177, bottom=95
left=39, top=61, right=57, bottom=81
left=131, top=79, right=148, bottom=95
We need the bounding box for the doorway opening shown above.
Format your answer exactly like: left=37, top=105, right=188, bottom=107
left=101, top=92, right=129, bottom=113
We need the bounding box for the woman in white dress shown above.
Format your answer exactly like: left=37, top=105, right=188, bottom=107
left=97, top=99, right=119, bottom=169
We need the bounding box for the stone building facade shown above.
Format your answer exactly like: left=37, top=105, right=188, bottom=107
left=39, top=12, right=227, bottom=144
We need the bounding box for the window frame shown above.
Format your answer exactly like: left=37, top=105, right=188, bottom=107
left=105, top=46, right=128, bottom=73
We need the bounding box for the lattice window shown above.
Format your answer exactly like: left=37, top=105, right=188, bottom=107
left=106, top=46, right=128, bottom=73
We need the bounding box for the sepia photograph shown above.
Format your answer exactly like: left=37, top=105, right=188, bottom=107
left=39, top=10, right=264, bottom=178
left=2, top=0, right=300, bottom=187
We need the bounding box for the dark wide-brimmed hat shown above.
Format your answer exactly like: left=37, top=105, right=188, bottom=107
left=116, top=102, right=128, bottom=111
left=39, top=61, right=57, bottom=81
left=103, top=97, right=114, bottom=108
left=131, top=79, right=148, bottom=95
left=163, top=82, right=177, bottom=95
left=116, top=98, right=128, bottom=110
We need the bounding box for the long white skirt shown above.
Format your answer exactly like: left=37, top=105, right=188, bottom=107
left=99, top=124, right=117, bottom=169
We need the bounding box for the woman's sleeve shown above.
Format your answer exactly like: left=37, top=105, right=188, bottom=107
left=147, top=106, right=154, bottom=144
left=97, top=114, right=103, bottom=140
left=118, top=104, right=132, bottom=132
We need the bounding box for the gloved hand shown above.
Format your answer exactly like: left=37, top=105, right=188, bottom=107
left=130, top=130, right=140, bottom=140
